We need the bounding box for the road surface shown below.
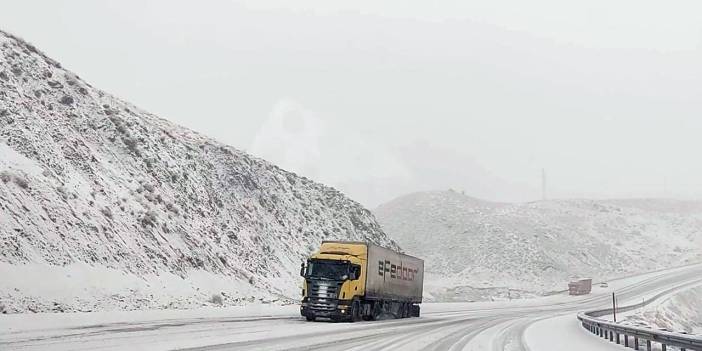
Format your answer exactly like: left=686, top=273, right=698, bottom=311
left=2, top=264, right=701, bottom=351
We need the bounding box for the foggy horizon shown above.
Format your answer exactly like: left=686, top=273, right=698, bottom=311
left=3, top=0, right=702, bottom=207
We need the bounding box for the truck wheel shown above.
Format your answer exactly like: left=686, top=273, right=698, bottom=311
left=351, top=301, right=361, bottom=322
left=362, top=304, right=373, bottom=321
left=306, top=315, right=315, bottom=322
left=371, top=302, right=382, bottom=321
left=411, top=305, right=420, bottom=317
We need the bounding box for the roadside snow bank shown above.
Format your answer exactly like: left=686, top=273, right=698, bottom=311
left=0, top=263, right=282, bottom=314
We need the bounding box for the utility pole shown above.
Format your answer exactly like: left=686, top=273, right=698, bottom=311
left=612, top=292, right=617, bottom=322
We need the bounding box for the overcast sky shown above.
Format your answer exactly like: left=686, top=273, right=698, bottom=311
left=3, top=1, right=702, bottom=207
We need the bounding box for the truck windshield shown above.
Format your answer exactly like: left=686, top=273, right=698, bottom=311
left=306, top=260, right=349, bottom=280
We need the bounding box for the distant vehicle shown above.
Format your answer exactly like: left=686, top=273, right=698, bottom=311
left=300, top=241, right=424, bottom=322
left=568, top=278, right=593, bottom=295
left=599, top=282, right=608, bottom=288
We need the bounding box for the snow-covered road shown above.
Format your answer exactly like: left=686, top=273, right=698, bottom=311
left=2, top=264, right=701, bottom=351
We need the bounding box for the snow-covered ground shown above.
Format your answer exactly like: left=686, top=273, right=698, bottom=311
left=525, top=314, right=624, bottom=351
left=2, top=264, right=700, bottom=351
left=375, top=190, right=702, bottom=301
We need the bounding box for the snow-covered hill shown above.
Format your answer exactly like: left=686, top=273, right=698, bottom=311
left=624, top=284, right=702, bottom=334
left=0, top=30, right=398, bottom=313
left=375, top=190, right=702, bottom=301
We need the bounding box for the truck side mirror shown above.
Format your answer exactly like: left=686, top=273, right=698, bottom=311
left=300, top=262, right=306, bottom=277
left=350, top=266, right=361, bottom=280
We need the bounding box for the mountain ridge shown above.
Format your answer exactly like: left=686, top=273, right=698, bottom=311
left=375, top=190, right=702, bottom=301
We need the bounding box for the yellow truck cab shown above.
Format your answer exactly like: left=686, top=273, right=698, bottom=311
left=300, top=241, right=424, bottom=322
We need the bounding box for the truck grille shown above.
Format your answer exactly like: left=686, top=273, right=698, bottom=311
left=307, top=280, right=342, bottom=311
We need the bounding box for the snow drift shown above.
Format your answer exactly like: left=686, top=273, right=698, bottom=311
left=375, top=190, right=702, bottom=301
left=0, top=30, right=397, bottom=313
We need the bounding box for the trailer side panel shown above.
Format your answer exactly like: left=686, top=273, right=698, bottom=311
left=365, top=244, right=424, bottom=303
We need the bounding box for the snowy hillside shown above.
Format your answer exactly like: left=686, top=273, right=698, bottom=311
left=624, top=284, right=702, bottom=334
left=0, top=30, right=398, bottom=314
left=375, top=190, right=702, bottom=301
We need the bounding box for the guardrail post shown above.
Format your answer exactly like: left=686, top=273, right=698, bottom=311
left=661, top=343, right=666, bottom=351
left=634, top=337, right=639, bottom=350
left=616, top=333, right=620, bottom=344
left=646, top=340, right=651, bottom=351
left=624, top=334, right=629, bottom=347
left=609, top=330, right=613, bottom=342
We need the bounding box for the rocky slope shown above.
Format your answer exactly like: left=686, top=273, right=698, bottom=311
left=375, top=190, right=702, bottom=301
left=0, top=30, right=397, bottom=313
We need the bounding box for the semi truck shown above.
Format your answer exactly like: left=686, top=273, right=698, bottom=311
left=300, top=241, right=424, bottom=322
left=568, top=278, right=593, bottom=295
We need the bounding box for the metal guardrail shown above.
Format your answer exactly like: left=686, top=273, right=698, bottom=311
left=578, top=304, right=702, bottom=351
